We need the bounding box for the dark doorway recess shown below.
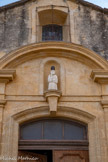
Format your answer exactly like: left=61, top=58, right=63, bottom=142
left=28, top=150, right=52, bottom=162
left=18, top=150, right=52, bottom=162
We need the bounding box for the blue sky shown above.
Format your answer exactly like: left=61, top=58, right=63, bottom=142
left=0, top=0, right=108, bottom=8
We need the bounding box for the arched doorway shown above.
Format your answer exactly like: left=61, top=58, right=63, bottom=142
left=18, top=118, right=89, bottom=162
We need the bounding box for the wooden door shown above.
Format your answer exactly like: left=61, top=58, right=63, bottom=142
left=53, top=150, right=89, bottom=162
left=18, top=151, right=47, bottom=162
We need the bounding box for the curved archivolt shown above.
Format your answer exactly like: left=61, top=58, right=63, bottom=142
left=13, top=106, right=95, bottom=125
left=0, top=42, right=108, bottom=69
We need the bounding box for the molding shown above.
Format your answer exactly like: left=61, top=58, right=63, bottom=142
left=13, top=106, right=95, bottom=123
left=91, top=70, right=108, bottom=84
left=5, top=95, right=101, bottom=102
left=44, top=90, right=62, bottom=99
left=101, top=100, right=108, bottom=109
left=0, top=42, right=108, bottom=69
left=0, top=69, right=16, bottom=83
left=19, top=140, right=89, bottom=150
left=0, top=100, right=6, bottom=108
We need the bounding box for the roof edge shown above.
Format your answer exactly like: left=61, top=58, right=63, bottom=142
left=0, top=0, right=108, bottom=14
left=74, top=0, right=108, bottom=13
left=0, top=0, right=31, bottom=12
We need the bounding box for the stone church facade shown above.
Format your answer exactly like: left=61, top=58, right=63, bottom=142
left=0, top=0, right=108, bottom=161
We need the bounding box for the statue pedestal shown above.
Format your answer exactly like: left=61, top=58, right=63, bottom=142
left=44, top=90, right=62, bottom=115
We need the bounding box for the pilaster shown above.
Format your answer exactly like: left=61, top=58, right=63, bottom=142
left=101, top=100, right=108, bottom=158
left=0, top=70, right=16, bottom=155
left=91, top=70, right=108, bottom=159
left=0, top=69, right=16, bottom=100
left=0, top=100, right=6, bottom=155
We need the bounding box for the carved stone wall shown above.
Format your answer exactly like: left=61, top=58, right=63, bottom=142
left=0, top=0, right=107, bottom=58
left=0, top=42, right=107, bottom=162
left=0, top=0, right=108, bottom=162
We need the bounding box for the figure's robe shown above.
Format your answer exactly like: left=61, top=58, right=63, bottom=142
left=48, top=74, right=58, bottom=90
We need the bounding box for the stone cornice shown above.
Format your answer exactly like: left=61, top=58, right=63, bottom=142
left=101, top=100, right=108, bottom=109
left=0, top=100, right=6, bottom=108
left=91, top=70, right=108, bottom=84
left=44, top=90, right=62, bottom=99
left=0, top=69, right=16, bottom=83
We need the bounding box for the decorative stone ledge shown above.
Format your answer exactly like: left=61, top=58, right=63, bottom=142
left=0, top=100, right=6, bottom=108
left=101, top=100, right=108, bottom=109
left=0, top=69, right=16, bottom=83
left=44, top=90, right=62, bottom=114
left=91, top=70, right=108, bottom=84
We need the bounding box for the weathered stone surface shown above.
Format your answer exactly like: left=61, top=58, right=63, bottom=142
left=0, top=1, right=108, bottom=162
left=0, top=3, right=29, bottom=53
left=75, top=5, right=108, bottom=59
left=0, top=0, right=107, bottom=59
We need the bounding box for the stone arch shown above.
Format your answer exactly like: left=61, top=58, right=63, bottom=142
left=13, top=106, right=95, bottom=124
left=1, top=105, right=96, bottom=162
left=0, top=42, right=108, bottom=69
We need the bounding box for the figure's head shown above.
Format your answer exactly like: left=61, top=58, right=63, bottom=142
left=51, top=66, right=55, bottom=75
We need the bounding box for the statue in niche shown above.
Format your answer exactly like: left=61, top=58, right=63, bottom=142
left=48, top=66, right=58, bottom=90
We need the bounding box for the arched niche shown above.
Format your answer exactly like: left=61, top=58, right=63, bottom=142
left=44, top=60, right=60, bottom=91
